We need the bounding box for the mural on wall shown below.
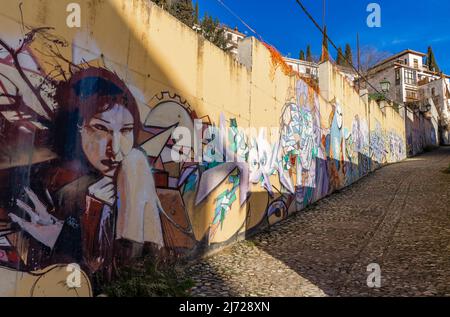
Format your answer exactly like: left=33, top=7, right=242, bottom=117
left=277, top=81, right=324, bottom=211
left=406, top=112, right=439, bottom=156
left=326, top=102, right=346, bottom=191
left=371, top=120, right=388, bottom=164
left=0, top=20, right=407, bottom=296
left=0, top=61, right=166, bottom=297
left=370, top=120, right=406, bottom=164
left=343, top=114, right=370, bottom=185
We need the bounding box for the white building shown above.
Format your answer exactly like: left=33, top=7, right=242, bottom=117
left=222, top=26, right=246, bottom=56
left=363, top=49, right=450, bottom=147
left=284, top=57, right=319, bottom=80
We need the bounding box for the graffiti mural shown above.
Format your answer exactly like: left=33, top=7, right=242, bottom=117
left=1, top=66, right=168, bottom=293
left=323, top=102, right=346, bottom=191
left=343, top=115, right=370, bottom=185
left=389, top=131, right=407, bottom=162
left=277, top=81, right=324, bottom=211
left=0, top=9, right=407, bottom=296
left=406, top=112, right=439, bottom=156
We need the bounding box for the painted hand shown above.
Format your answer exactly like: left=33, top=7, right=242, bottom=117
left=116, top=148, right=164, bottom=246
left=8, top=187, right=63, bottom=249
left=88, top=176, right=116, bottom=206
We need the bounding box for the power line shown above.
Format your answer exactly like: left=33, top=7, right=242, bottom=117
left=214, top=0, right=262, bottom=40
left=294, top=0, right=382, bottom=97
left=214, top=0, right=416, bottom=115
left=294, top=0, right=414, bottom=113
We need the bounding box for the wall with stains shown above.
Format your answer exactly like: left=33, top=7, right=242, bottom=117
left=405, top=109, right=440, bottom=157
left=0, top=0, right=406, bottom=296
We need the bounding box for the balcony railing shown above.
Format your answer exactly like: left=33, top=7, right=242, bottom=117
left=406, top=97, right=419, bottom=103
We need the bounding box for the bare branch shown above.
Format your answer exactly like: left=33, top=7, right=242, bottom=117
left=0, top=28, right=58, bottom=119
left=359, top=45, right=391, bottom=73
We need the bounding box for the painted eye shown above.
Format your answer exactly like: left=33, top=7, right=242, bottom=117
left=92, top=124, right=108, bottom=132
left=267, top=200, right=288, bottom=226
left=120, top=128, right=133, bottom=134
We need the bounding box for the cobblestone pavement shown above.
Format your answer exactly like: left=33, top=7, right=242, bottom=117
left=185, top=147, right=450, bottom=297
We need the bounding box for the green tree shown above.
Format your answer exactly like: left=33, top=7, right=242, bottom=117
left=170, top=0, right=195, bottom=27
left=151, top=0, right=169, bottom=9
left=336, top=46, right=344, bottom=65
left=427, top=46, right=440, bottom=72
left=344, top=43, right=353, bottom=67
left=194, top=1, right=199, bottom=25
left=151, top=1, right=229, bottom=52
left=200, top=13, right=228, bottom=50
left=299, top=50, right=305, bottom=61
left=306, top=45, right=312, bottom=62
left=150, top=0, right=195, bottom=27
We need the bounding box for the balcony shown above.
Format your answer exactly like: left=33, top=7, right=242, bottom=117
left=418, top=78, right=430, bottom=86
left=406, top=97, right=419, bottom=103
left=405, top=89, right=419, bottom=103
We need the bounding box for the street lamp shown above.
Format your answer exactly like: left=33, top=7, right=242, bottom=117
left=380, top=78, right=391, bottom=94
left=368, top=78, right=391, bottom=102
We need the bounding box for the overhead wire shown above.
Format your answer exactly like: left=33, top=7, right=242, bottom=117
left=214, top=0, right=262, bottom=40
left=213, top=0, right=419, bottom=115
left=293, top=0, right=418, bottom=114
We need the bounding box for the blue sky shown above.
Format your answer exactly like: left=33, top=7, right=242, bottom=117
left=196, top=0, right=450, bottom=73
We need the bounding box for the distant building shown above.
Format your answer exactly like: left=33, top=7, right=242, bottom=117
left=284, top=57, right=319, bottom=80
left=364, top=50, right=434, bottom=104
left=363, top=49, right=450, bottom=149
left=335, top=64, right=359, bottom=84
left=222, top=26, right=246, bottom=56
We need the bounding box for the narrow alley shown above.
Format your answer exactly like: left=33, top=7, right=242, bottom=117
left=187, top=147, right=450, bottom=297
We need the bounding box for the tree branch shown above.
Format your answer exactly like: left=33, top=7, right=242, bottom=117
left=0, top=35, right=54, bottom=119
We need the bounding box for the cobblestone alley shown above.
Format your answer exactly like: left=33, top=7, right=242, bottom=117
left=186, top=147, right=450, bottom=297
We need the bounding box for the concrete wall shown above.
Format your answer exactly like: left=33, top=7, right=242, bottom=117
left=319, top=61, right=406, bottom=166
left=0, top=0, right=406, bottom=296
left=405, top=77, right=441, bottom=155
left=366, top=65, right=442, bottom=154
left=366, top=66, right=403, bottom=115
left=406, top=109, right=440, bottom=156
left=420, top=78, right=450, bottom=146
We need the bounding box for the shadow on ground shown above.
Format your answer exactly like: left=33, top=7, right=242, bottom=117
left=187, top=147, right=450, bottom=297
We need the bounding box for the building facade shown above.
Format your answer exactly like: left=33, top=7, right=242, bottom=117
left=284, top=57, right=319, bottom=80
left=363, top=49, right=450, bottom=150
left=222, top=26, right=246, bottom=56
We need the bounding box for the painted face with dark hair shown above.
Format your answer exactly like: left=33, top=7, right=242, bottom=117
left=80, top=103, right=135, bottom=177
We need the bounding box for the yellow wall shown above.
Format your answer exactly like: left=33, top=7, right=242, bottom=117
left=0, top=0, right=406, bottom=296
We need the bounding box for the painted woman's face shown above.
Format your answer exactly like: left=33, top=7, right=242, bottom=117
left=81, top=104, right=134, bottom=177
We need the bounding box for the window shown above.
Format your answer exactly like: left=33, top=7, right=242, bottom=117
left=431, top=87, right=436, bottom=96
left=405, top=89, right=418, bottom=100
left=395, top=68, right=401, bottom=85
left=413, top=59, right=419, bottom=69
left=227, top=33, right=233, bottom=41
left=404, top=69, right=417, bottom=85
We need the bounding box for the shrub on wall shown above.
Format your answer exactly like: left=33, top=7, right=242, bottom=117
left=151, top=0, right=229, bottom=51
